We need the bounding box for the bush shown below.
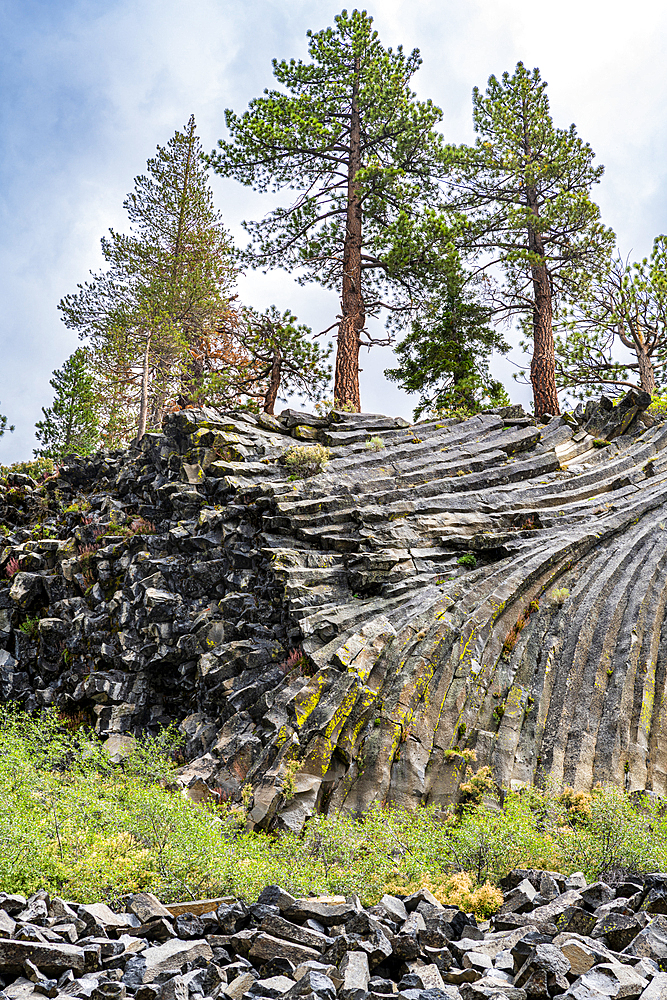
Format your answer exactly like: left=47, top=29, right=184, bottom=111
left=3, top=709, right=667, bottom=905
left=0, top=457, right=56, bottom=482
left=648, top=392, right=667, bottom=421
left=282, top=444, right=330, bottom=479
left=365, top=436, right=384, bottom=451
left=457, top=552, right=477, bottom=569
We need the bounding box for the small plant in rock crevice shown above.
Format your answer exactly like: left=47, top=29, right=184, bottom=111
left=365, top=436, right=384, bottom=451
left=5, top=556, right=19, bottom=578
left=277, top=647, right=314, bottom=678
left=501, top=599, right=540, bottom=662
left=282, top=758, right=302, bottom=802
left=457, top=552, right=477, bottom=569
left=551, top=586, right=570, bottom=606
left=282, top=444, right=330, bottom=479
left=18, top=615, right=41, bottom=639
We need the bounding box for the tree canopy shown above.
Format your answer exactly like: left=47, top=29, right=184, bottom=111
left=206, top=8, right=446, bottom=410
left=385, top=255, right=509, bottom=419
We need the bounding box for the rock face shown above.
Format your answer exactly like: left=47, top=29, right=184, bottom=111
left=3, top=871, right=667, bottom=1000
left=0, top=393, right=665, bottom=829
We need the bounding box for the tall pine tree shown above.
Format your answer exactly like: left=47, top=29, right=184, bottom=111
left=206, top=9, right=445, bottom=411
left=444, top=63, right=614, bottom=417
left=34, top=349, right=99, bottom=461
left=59, top=116, right=236, bottom=440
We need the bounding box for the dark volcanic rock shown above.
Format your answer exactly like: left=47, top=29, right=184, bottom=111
left=1, top=396, right=667, bottom=829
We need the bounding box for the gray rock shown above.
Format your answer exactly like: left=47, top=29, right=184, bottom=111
left=339, top=952, right=370, bottom=1000
left=249, top=933, right=320, bottom=967
left=0, top=939, right=86, bottom=976
left=122, top=939, right=212, bottom=987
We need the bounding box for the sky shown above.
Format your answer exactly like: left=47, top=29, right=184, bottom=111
left=1, top=0, right=667, bottom=463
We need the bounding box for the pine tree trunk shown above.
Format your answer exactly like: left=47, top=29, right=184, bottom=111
left=334, top=56, right=364, bottom=412
left=137, top=331, right=151, bottom=442
left=636, top=341, right=656, bottom=395
left=526, top=187, right=560, bottom=418
left=264, top=348, right=282, bottom=414
left=176, top=118, right=200, bottom=404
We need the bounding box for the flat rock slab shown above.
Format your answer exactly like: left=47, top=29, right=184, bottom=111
left=165, top=897, right=236, bottom=916
left=0, top=939, right=85, bottom=975
left=127, top=893, right=173, bottom=923
left=250, top=932, right=321, bottom=966
left=283, top=900, right=359, bottom=926
left=261, top=914, right=333, bottom=952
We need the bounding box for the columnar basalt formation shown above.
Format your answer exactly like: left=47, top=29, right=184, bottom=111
left=0, top=391, right=665, bottom=829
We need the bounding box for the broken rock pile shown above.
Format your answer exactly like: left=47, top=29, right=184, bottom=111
left=5, top=870, right=667, bottom=1000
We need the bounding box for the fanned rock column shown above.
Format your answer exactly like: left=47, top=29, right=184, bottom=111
left=1, top=393, right=666, bottom=829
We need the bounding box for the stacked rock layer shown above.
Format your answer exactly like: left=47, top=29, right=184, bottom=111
left=0, top=392, right=665, bottom=829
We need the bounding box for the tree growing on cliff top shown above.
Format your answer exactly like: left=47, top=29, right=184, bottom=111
left=553, top=236, right=667, bottom=399
left=206, top=9, right=445, bottom=411
left=34, top=349, right=99, bottom=461
left=59, top=116, right=236, bottom=439
left=385, top=253, right=509, bottom=419
left=232, top=307, right=333, bottom=415
left=444, top=63, right=615, bottom=417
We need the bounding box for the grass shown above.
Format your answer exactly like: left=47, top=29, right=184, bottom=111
left=2, top=708, right=667, bottom=913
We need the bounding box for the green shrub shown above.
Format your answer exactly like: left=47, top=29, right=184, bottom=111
left=551, top=586, right=570, bottom=606
left=282, top=444, right=330, bottom=478
left=0, top=457, right=56, bottom=482
left=457, top=552, right=477, bottom=569
left=3, top=709, right=667, bottom=905
left=648, top=392, right=667, bottom=421
left=365, top=436, right=384, bottom=451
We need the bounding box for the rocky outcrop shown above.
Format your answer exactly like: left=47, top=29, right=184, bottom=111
left=0, top=392, right=664, bottom=829
left=3, top=870, right=667, bottom=1000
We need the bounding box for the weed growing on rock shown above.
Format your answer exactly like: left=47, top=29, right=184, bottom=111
left=314, top=398, right=358, bottom=416
left=277, top=647, right=313, bottom=677
left=18, top=616, right=40, bottom=639
left=5, top=556, right=19, bottom=577
left=281, top=758, right=301, bottom=801
left=551, top=586, right=570, bottom=605
left=457, top=552, right=477, bottom=569
left=365, top=436, right=384, bottom=451
left=282, top=444, right=330, bottom=478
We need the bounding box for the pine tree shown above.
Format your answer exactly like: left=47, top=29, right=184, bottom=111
left=235, top=307, right=332, bottom=414
left=206, top=9, right=444, bottom=411
left=445, top=63, right=615, bottom=417
left=34, top=349, right=99, bottom=461
left=385, top=257, right=509, bottom=419
left=553, top=236, right=667, bottom=398
left=59, top=116, right=235, bottom=440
